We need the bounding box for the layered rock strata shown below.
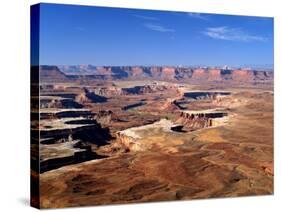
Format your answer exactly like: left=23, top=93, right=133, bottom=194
left=176, top=109, right=228, bottom=130
left=40, top=65, right=273, bottom=84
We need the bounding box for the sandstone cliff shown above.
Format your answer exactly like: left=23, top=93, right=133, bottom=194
left=40, top=65, right=273, bottom=84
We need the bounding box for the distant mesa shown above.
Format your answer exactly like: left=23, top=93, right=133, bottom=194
left=75, top=88, right=107, bottom=104
left=39, top=65, right=68, bottom=82
left=38, top=65, right=273, bottom=84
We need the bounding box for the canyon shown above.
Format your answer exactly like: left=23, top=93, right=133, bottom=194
left=31, top=65, right=273, bottom=208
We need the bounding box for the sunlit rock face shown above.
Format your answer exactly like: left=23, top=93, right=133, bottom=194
left=176, top=109, right=228, bottom=130
left=40, top=65, right=273, bottom=84
left=115, top=119, right=174, bottom=152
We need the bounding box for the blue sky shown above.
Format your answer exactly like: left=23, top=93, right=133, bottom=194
left=38, top=3, right=274, bottom=67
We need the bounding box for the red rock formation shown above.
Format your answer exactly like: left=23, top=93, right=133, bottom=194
left=150, top=66, right=162, bottom=78
left=261, top=161, right=274, bottom=176
left=208, top=69, right=222, bottom=81
left=131, top=67, right=144, bottom=77
left=75, top=92, right=89, bottom=104
left=232, top=69, right=255, bottom=81
left=176, top=110, right=228, bottom=130
left=94, top=110, right=113, bottom=125
left=176, top=112, right=212, bottom=129
left=115, top=132, right=142, bottom=152
left=40, top=65, right=273, bottom=84
left=162, top=67, right=176, bottom=79
left=39, top=66, right=68, bottom=82
left=91, top=87, right=123, bottom=96
left=192, top=68, right=209, bottom=80
left=161, top=99, right=181, bottom=112
left=96, top=66, right=112, bottom=75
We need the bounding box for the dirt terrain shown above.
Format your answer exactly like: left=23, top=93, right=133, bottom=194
left=32, top=66, right=273, bottom=208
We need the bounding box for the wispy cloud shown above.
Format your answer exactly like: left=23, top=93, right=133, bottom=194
left=132, top=14, right=158, bottom=21
left=144, top=23, right=174, bottom=32
left=203, top=26, right=266, bottom=42
left=187, top=13, right=209, bottom=21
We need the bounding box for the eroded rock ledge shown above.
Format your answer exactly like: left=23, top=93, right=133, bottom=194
left=116, top=119, right=174, bottom=151
left=176, top=109, right=228, bottom=130
left=114, top=109, right=229, bottom=152
left=37, top=109, right=112, bottom=172
left=40, top=140, right=104, bottom=173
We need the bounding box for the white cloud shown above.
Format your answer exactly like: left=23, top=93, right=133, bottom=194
left=204, top=26, right=266, bottom=42
left=144, top=23, right=174, bottom=32
left=187, top=13, right=209, bottom=21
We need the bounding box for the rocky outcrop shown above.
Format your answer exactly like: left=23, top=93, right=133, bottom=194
left=40, top=140, right=105, bottom=173
left=192, top=68, right=209, bottom=80
left=89, top=84, right=173, bottom=97
left=38, top=115, right=111, bottom=172
left=184, top=91, right=231, bottom=100
left=232, top=69, right=255, bottom=81
left=161, top=67, right=176, bottom=79
left=39, top=66, right=68, bottom=82
left=90, top=87, right=123, bottom=96
left=58, top=65, right=98, bottom=75
left=39, top=117, right=111, bottom=146
left=122, top=84, right=170, bottom=95
left=75, top=88, right=107, bottom=104
left=261, top=161, right=274, bottom=176
left=40, top=108, right=93, bottom=120
left=131, top=67, right=145, bottom=77
left=161, top=99, right=182, bottom=111
left=40, top=96, right=83, bottom=109
left=94, top=110, right=113, bottom=125
left=208, top=69, right=222, bottom=81
left=176, top=109, right=228, bottom=130
left=115, top=119, right=174, bottom=152
left=115, top=132, right=142, bottom=152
